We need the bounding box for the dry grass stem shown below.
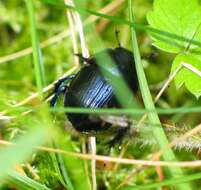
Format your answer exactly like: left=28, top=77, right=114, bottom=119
left=154, top=65, right=183, bottom=103
left=182, top=62, right=201, bottom=77
left=88, top=137, right=97, bottom=190
left=153, top=123, right=201, bottom=159
left=114, top=61, right=201, bottom=175
left=1, top=139, right=201, bottom=167
left=65, top=0, right=80, bottom=66
left=82, top=139, right=89, bottom=181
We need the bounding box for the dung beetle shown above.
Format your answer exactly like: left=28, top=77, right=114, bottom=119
left=50, top=46, right=138, bottom=146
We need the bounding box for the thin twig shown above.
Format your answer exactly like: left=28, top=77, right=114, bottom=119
left=71, top=8, right=89, bottom=58
left=82, top=139, right=89, bottom=180
left=88, top=137, right=97, bottom=190
left=182, top=62, right=201, bottom=77
left=65, top=0, right=79, bottom=66
left=65, top=0, right=94, bottom=188
left=153, top=124, right=201, bottom=160
left=1, top=139, right=201, bottom=167
left=154, top=65, right=183, bottom=103
left=25, top=163, right=40, bottom=180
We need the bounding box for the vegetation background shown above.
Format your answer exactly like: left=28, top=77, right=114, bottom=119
left=1, top=0, right=201, bottom=190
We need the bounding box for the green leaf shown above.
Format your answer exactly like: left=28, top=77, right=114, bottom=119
left=171, top=53, right=201, bottom=98
left=147, top=0, right=201, bottom=53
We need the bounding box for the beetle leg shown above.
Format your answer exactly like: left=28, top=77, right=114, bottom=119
left=50, top=87, right=66, bottom=107
left=108, top=126, right=130, bottom=148
left=54, top=75, right=76, bottom=91
left=99, top=115, right=132, bottom=147
left=96, top=115, right=132, bottom=148
left=50, top=75, right=75, bottom=107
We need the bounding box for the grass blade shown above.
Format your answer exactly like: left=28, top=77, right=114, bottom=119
left=49, top=106, right=201, bottom=115
left=128, top=1, right=192, bottom=190
left=26, top=0, right=46, bottom=95
left=50, top=143, right=74, bottom=190
left=61, top=138, right=92, bottom=190
left=121, top=172, right=201, bottom=190
left=7, top=171, right=50, bottom=190
left=0, top=126, right=48, bottom=181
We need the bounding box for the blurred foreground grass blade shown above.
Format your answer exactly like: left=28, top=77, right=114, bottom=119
left=50, top=145, right=74, bottom=190
left=7, top=171, right=50, bottom=190
left=41, top=0, right=201, bottom=48
left=78, top=21, right=141, bottom=112
left=25, top=0, right=46, bottom=94
left=0, top=126, right=48, bottom=181
left=122, top=172, right=201, bottom=190
left=96, top=52, right=139, bottom=109
left=128, top=1, right=192, bottom=190
left=50, top=106, right=201, bottom=115
left=6, top=105, right=201, bottom=116
left=60, top=137, right=92, bottom=190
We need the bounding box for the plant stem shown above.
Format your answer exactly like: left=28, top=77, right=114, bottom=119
left=128, top=1, right=192, bottom=190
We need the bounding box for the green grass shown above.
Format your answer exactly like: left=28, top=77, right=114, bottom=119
left=25, top=0, right=46, bottom=94
left=1, top=0, right=201, bottom=190
left=129, top=1, right=192, bottom=190
left=7, top=171, right=50, bottom=190
left=122, top=172, right=201, bottom=190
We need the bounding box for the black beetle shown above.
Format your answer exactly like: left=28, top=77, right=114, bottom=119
left=50, top=46, right=138, bottom=146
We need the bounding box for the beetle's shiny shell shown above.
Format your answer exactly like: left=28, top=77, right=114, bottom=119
left=64, top=47, right=138, bottom=133
left=65, top=64, right=113, bottom=108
